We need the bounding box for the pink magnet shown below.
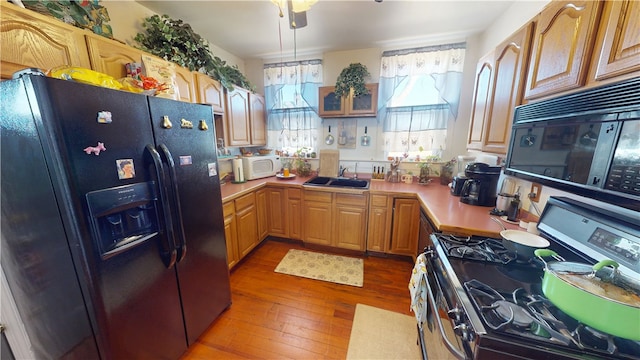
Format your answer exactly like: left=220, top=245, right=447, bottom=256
left=83, top=142, right=106, bottom=155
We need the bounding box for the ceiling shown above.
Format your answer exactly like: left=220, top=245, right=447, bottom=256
left=136, top=0, right=517, bottom=61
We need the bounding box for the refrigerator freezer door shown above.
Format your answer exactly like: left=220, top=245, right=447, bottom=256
left=149, top=97, right=232, bottom=344
left=1, top=75, right=99, bottom=360
left=26, top=76, right=187, bottom=359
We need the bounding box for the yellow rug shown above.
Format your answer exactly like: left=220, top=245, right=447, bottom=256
left=346, top=304, right=421, bottom=360
left=274, top=249, right=363, bottom=287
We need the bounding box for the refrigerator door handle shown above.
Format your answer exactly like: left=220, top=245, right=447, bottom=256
left=158, top=143, right=187, bottom=263
left=144, top=144, right=177, bottom=268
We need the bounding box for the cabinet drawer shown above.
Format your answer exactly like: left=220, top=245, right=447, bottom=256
left=304, top=190, right=332, bottom=203
left=223, top=201, right=235, bottom=217
left=287, top=188, right=302, bottom=199
left=336, top=193, right=367, bottom=207
left=370, top=194, right=389, bottom=208
left=235, top=192, right=255, bottom=211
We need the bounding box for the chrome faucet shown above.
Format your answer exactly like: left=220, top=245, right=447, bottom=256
left=353, top=163, right=358, bottom=179
left=338, top=165, right=348, bottom=177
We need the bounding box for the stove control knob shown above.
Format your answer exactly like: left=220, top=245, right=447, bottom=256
left=447, top=308, right=462, bottom=321
left=454, top=323, right=472, bottom=341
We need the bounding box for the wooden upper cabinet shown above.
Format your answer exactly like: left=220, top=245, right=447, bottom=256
left=524, top=1, right=603, bottom=100
left=85, top=34, right=144, bottom=79
left=194, top=72, right=225, bottom=113
left=173, top=66, right=196, bottom=103
left=467, top=51, right=494, bottom=151
left=225, top=86, right=251, bottom=146
left=588, top=0, right=640, bottom=84
left=249, top=93, right=267, bottom=146
left=483, top=22, right=534, bottom=154
left=318, top=83, right=378, bottom=118
left=0, top=2, right=91, bottom=79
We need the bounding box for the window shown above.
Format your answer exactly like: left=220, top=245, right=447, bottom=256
left=378, top=43, right=465, bottom=160
left=263, top=60, right=322, bottom=155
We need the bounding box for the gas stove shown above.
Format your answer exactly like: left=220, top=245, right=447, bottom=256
left=418, top=197, right=640, bottom=360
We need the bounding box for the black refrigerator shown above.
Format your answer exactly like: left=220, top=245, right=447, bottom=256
left=0, top=74, right=231, bottom=359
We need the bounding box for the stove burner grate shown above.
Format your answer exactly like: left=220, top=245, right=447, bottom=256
left=437, top=234, right=517, bottom=264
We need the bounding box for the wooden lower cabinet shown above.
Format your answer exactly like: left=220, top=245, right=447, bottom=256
left=256, top=188, right=268, bottom=241
left=334, top=194, right=368, bottom=251
left=389, top=198, right=420, bottom=256
left=303, top=190, right=368, bottom=250
left=235, top=192, right=259, bottom=258
left=367, top=194, right=393, bottom=252
left=223, top=201, right=238, bottom=269
left=367, top=195, right=420, bottom=256
left=303, top=191, right=334, bottom=246
left=287, top=188, right=303, bottom=240
left=266, top=187, right=288, bottom=237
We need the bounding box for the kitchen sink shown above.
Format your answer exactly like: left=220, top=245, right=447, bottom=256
left=303, top=176, right=369, bottom=189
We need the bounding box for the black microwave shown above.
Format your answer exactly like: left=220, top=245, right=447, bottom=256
left=505, top=77, right=640, bottom=212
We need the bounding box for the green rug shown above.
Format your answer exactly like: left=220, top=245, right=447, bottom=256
left=274, top=249, right=363, bottom=287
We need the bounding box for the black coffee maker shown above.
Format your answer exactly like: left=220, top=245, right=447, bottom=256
left=460, top=162, right=501, bottom=206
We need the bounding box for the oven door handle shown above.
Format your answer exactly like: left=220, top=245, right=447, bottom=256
left=424, top=275, right=467, bottom=360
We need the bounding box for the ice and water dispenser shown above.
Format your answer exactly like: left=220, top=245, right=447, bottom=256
left=86, top=182, right=160, bottom=259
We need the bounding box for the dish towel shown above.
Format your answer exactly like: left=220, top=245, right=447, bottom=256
left=408, top=253, right=428, bottom=328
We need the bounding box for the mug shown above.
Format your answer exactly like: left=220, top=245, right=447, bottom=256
left=401, top=174, right=413, bottom=184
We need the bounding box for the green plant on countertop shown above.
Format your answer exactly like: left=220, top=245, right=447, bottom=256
left=134, top=14, right=254, bottom=92
left=334, top=63, right=371, bottom=97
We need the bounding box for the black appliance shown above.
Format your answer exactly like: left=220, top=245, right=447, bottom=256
left=0, top=74, right=231, bottom=359
left=450, top=175, right=467, bottom=196
left=505, top=76, right=640, bottom=212
left=416, top=196, right=640, bottom=359
left=460, top=162, right=501, bottom=206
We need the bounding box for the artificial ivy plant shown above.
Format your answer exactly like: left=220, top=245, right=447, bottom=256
left=134, top=14, right=254, bottom=92
left=334, top=63, right=371, bottom=97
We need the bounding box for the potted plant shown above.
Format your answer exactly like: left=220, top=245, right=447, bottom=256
left=334, top=63, right=371, bottom=97
left=134, top=15, right=254, bottom=91
left=439, top=157, right=457, bottom=185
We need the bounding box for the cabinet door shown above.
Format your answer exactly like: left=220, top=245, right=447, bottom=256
left=304, top=201, right=333, bottom=245
left=367, top=195, right=392, bottom=252
left=287, top=188, right=303, bottom=240
left=174, top=65, right=196, bottom=103
left=483, top=23, right=533, bottom=154
left=223, top=201, right=238, bottom=269
left=85, top=34, right=145, bottom=79
left=318, top=86, right=346, bottom=117
left=467, top=51, right=494, bottom=151
left=1, top=2, right=91, bottom=79
left=389, top=198, right=420, bottom=256
left=235, top=193, right=258, bottom=258
left=266, top=187, right=288, bottom=237
left=347, top=83, right=378, bottom=116
left=256, top=188, right=268, bottom=241
left=589, top=0, right=640, bottom=83
left=334, top=194, right=368, bottom=251
left=250, top=93, right=267, bottom=146
left=225, top=87, right=251, bottom=146
left=194, top=72, right=225, bottom=113
left=524, top=1, right=603, bottom=100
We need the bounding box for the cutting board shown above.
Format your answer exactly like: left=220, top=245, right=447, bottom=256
left=318, top=150, right=340, bottom=177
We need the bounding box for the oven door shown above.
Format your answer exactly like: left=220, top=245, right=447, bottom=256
left=421, top=256, right=473, bottom=360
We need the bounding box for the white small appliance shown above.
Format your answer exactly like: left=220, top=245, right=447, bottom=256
left=242, top=155, right=280, bottom=180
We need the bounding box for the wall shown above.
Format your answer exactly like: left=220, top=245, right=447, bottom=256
left=102, top=0, right=245, bottom=72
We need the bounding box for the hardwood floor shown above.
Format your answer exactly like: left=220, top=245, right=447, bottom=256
left=181, top=238, right=416, bottom=359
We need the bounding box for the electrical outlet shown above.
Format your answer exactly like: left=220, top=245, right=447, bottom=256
left=529, top=183, right=542, bottom=203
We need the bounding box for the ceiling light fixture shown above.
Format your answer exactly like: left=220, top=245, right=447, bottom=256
left=271, top=0, right=317, bottom=28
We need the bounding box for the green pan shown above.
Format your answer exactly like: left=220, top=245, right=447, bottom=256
left=535, top=249, right=640, bottom=340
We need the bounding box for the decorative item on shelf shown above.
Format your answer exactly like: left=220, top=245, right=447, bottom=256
left=439, top=157, right=457, bottom=185
left=294, top=158, right=312, bottom=177
left=417, top=163, right=433, bottom=185
left=386, top=157, right=401, bottom=183
left=134, top=15, right=254, bottom=92
left=257, top=148, right=273, bottom=155
left=334, top=63, right=371, bottom=98
left=22, top=0, right=113, bottom=38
